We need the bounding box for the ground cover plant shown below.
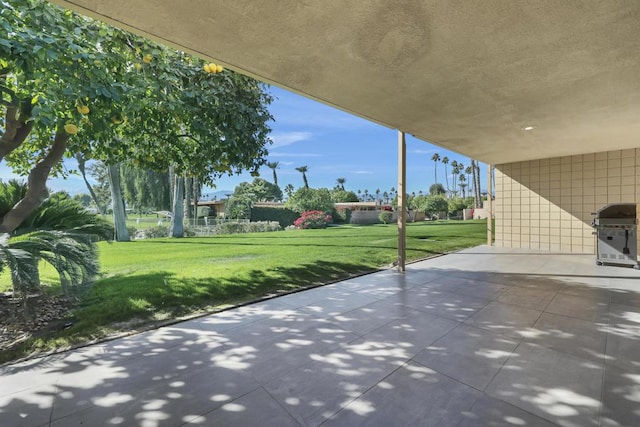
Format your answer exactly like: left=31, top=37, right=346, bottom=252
left=0, top=220, right=486, bottom=363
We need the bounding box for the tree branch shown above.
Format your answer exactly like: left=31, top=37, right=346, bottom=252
left=0, top=130, right=69, bottom=233
left=0, top=99, right=34, bottom=161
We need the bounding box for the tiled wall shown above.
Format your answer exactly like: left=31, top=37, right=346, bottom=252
left=495, top=148, right=639, bottom=253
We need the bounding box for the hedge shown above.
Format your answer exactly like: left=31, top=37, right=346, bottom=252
left=250, top=206, right=299, bottom=227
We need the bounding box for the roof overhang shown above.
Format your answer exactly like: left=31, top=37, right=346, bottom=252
left=49, top=1, right=640, bottom=164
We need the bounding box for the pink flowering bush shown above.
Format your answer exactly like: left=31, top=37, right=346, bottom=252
left=294, top=210, right=332, bottom=229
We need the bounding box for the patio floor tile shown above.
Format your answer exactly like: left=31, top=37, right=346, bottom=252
left=464, top=301, right=542, bottom=338
left=545, top=293, right=609, bottom=322
left=321, top=361, right=481, bottom=427
left=522, top=312, right=607, bottom=363
left=413, top=324, right=520, bottom=390
left=4, top=246, right=640, bottom=426
left=458, top=394, right=559, bottom=427
left=184, top=387, right=300, bottom=426
left=485, top=342, right=603, bottom=427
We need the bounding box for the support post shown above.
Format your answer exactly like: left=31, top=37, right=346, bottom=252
left=397, top=131, right=407, bottom=271
left=487, top=163, right=493, bottom=246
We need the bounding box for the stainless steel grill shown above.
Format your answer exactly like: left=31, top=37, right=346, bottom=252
left=592, top=203, right=638, bottom=268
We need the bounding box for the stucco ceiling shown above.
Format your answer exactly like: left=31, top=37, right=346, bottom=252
left=50, top=0, right=640, bottom=164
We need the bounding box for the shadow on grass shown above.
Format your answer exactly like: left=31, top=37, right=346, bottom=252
left=7, top=260, right=380, bottom=357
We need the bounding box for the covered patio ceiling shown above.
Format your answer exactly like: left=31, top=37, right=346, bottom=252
left=51, top=1, right=640, bottom=164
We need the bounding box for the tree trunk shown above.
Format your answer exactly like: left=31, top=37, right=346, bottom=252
left=0, top=131, right=68, bottom=233
left=171, top=175, right=185, bottom=238
left=184, top=176, right=192, bottom=225
left=108, top=164, right=130, bottom=241
left=168, top=165, right=175, bottom=209
left=75, top=153, right=106, bottom=216
left=473, top=161, right=482, bottom=208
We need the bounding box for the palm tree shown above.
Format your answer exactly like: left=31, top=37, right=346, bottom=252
left=295, top=166, right=309, bottom=188
left=375, top=188, right=381, bottom=203
left=431, top=153, right=441, bottom=185
left=0, top=182, right=113, bottom=311
left=266, top=161, right=280, bottom=186
left=459, top=174, right=467, bottom=198
left=284, top=184, right=295, bottom=199
left=465, top=165, right=473, bottom=196
left=363, top=189, right=369, bottom=201
left=472, top=160, right=482, bottom=208
left=383, top=191, right=389, bottom=203
left=450, top=160, right=459, bottom=196
left=441, top=156, right=450, bottom=194
left=336, top=177, right=346, bottom=190
left=357, top=189, right=362, bottom=201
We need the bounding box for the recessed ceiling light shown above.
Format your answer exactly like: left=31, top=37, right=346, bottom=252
left=523, top=126, right=534, bottom=131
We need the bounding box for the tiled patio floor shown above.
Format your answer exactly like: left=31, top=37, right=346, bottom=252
left=1, top=246, right=640, bottom=426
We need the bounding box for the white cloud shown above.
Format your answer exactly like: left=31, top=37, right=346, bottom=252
left=410, top=149, right=436, bottom=155
left=269, top=131, right=313, bottom=149
left=279, top=161, right=294, bottom=166
left=269, top=152, right=322, bottom=158
left=353, top=170, right=373, bottom=175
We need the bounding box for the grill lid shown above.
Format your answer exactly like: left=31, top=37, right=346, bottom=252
left=595, top=203, right=637, bottom=219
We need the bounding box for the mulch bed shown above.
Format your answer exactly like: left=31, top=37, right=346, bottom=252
left=0, top=293, right=74, bottom=353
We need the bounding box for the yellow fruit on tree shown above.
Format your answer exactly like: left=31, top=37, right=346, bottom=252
left=134, top=63, right=142, bottom=70
left=77, top=105, right=90, bottom=115
left=216, top=65, right=224, bottom=73
left=203, top=64, right=211, bottom=73
left=143, top=54, right=152, bottom=64
left=209, top=63, right=217, bottom=73
left=64, top=123, right=78, bottom=135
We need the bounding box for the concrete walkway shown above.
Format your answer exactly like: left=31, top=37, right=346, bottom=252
left=1, top=246, right=639, bottom=426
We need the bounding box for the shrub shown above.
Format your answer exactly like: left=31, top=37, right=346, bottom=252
left=294, top=210, right=332, bottom=229
left=378, top=211, right=393, bottom=224
left=286, top=187, right=334, bottom=213
left=331, top=208, right=352, bottom=224
left=214, top=221, right=280, bottom=235
left=250, top=206, right=299, bottom=227
left=135, top=225, right=169, bottom=239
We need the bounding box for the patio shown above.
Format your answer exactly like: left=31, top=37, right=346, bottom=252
left=1, top=246, right=639, bottom=426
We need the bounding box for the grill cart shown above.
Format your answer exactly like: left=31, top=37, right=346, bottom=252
left=592, top=203, right=638, bottom=268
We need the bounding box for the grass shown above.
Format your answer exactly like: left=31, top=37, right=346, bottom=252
left=0, top=220, right=487, bottom=363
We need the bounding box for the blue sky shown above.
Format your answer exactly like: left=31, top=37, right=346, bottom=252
left=0, top=86, right=486, bottom=198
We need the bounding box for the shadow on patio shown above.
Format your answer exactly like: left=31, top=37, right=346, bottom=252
left=1, top=247, right=639, bottom=426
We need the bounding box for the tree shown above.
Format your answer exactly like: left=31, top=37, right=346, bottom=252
left=458, top=174, right=467, bottom=198
left=107, top=163, right=129, bottom=241
left=472, top=160, right=482, bottom=208
left=296, top=166, right=309, bottom=188
left=330, top=189, right=359, bottom=203
left=87, top=161, right=111, bottom=213
left=225, top=194, right=252, bottom=219
left=266, top=161, right=280, bottom=186
left=76, top=154, right=106, bottom=215
left=120, top=164, right=171, bottom=214
left=422, top=195, right=448, bottom=219
left=0, top=182, right=113, bottom=307
left=232, top=178, right=282, bottom=202
left=375, top=188, right=381, bottom=203
left=286, top=187, right=333, bottom=213
left=429, top=183, right=445, bottom=195
left=450, top=160, right=459, bottom=196
left=283, top=184, right=295, bottom=200
left=0, top=0, right=273, bottom=237
left=441, top=157, right=450, bottom=193
left=336, top=177, right=346, bottom=190
left=72, top=193, right=91, bottom=207
left=431, top=153, right=440, bottom=185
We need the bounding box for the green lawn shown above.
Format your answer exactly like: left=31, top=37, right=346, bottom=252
left=1, top=220, right=486, bottom=362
